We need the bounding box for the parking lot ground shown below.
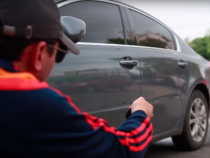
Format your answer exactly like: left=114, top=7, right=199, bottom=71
left=145, top=129, right=210, bottom=158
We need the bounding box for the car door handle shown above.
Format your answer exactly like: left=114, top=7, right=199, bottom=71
left=177, top=60, right=188, bottom=68
left=119, top=59, right=138, bottom=66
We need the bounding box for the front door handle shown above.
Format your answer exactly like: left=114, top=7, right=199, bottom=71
left=119, top=57, right=138, bottom=66
left=177, top=60, right=188, bottom=68
left=119, top=60, right=138, bottom=66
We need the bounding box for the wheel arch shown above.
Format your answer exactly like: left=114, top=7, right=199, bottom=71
left=172, top=83, right=210, bottom=150
left=193, top=83, right=210, bottom=110
left=179, top=83, right=209, bottom=133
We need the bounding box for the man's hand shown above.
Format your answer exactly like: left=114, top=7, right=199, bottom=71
left=131, top=97, right=154, bottom=118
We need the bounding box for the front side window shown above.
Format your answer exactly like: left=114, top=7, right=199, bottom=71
left=129, top=9, right=176, bottom=50
left=59, top=1, right=125, bottom=44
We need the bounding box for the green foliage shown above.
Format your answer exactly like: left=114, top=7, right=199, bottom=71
left=187, top=34, right=210, bottom=60
left=139, top=38, right=167, bottom=49
left=107, top=37, right=125, bottom=44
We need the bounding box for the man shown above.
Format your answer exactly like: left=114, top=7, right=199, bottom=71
left=0, top=0, right=154, bottom=158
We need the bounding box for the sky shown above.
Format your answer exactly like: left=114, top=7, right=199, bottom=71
left=119, top=0, right=210, bottom=41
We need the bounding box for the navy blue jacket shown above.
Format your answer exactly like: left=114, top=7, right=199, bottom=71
left=0, top=59, right=153, bottom=158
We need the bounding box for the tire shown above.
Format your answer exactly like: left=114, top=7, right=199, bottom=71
left=172, top=90, right=209, bottom=151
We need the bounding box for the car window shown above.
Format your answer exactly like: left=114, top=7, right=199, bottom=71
left=129, top=9, right=176, bottom=50
left=59, top=1, right=125, bottom=44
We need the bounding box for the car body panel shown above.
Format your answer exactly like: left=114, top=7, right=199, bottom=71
left=52, top=0, right=210, bottom=142
left=48, top=44, right=141, bottom=127
left=124, top=6, right=191, bottom=134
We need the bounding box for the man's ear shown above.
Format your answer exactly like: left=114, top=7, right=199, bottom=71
left=25, top=41, right=48, bottom=72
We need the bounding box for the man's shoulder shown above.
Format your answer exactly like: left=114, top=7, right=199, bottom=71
left=1, top=85, right=79, bottom=111
left=0, top=68, right=48, bottom=91
left=35, top=86, right=80, bottom=113
left=0, top=69, right=80, bottom=113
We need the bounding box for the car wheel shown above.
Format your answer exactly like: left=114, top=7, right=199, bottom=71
left=172, top=90, right=209, bottom=151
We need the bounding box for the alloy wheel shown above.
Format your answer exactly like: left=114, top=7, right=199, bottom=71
left=190, top=98, right=207, bottom=143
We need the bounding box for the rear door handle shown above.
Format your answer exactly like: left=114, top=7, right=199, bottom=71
left=119, top=57, right=138, bottom=66
left=177, top=60, right=188, bottom=68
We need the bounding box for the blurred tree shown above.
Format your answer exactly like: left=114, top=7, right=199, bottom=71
left=206, top=28, right=210, bottom=36
left=184, top=37, right=190, bottom=43
left=139, top=38, right=167, bottom=49
left=187, top=33, right=210, bottom=60
left=107, top=37, right=124, bottom=44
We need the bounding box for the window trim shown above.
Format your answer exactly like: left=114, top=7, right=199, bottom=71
left=119, top=6, right=129, bottom=45
left=119, top=6, right=127, bottom=44
left=58, top=0, right=182, bottom=52
left=76, top=42, right=180, bottom=54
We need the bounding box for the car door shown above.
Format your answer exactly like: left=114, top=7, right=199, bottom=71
left=126, top=8, right=190, bottom=134
left=48, top=1, right=141, bottom=127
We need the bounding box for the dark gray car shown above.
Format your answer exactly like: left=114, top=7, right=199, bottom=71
left=50, top=0, right=210, bottom=151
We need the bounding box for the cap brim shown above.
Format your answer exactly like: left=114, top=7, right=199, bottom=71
left=59, top=33, right=80, bottom=55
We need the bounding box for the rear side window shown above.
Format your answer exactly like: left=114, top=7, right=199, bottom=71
left=129, top=9, right=176, bottom=50
left=59, top=1, right=125, bottom=44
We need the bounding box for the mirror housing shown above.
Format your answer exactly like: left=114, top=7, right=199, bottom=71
left=61, top=16, right=86, bottom=43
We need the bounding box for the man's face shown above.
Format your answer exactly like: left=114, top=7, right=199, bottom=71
left=36, top=42, right=59, bottom=81
left=38, top=42, right=59, bottom=81
left=15, top=41, right=60, bottom=82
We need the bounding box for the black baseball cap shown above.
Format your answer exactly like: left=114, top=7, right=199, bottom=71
left=0, top=0, right=80, bottom=57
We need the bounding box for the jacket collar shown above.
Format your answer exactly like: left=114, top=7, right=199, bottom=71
left=0, top=58, right=49, bottom=90
left=0, top=59, right=19, bottom=72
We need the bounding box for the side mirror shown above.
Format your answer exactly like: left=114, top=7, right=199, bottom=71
left=61, top=16, right=86, bottom=43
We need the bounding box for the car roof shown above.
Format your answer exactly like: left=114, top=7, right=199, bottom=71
left=54, top=0, right=146, bottom=13
left=54, top=0, right=159, bottom=25
left=55, top=0, right=176, bottom=36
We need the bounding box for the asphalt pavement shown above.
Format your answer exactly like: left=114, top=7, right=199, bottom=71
left=145, top=129, right=210, bottom=158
